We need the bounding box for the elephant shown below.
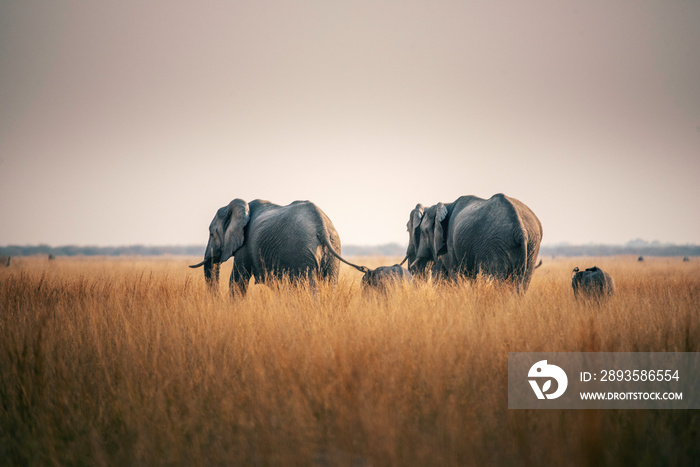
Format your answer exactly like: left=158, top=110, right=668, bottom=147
left=405, top=194, right=543, bottom=292
left=571, top=266, right=615, bottom=300
left=190, top=199, right=368, bottom=296
left=1, top=255, right=10, bottom=267
left=403, top=204, right=448, bottom=281
left=361, top=264, right=413, bottom=289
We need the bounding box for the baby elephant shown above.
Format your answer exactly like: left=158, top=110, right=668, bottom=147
left=362, top=264, right=413, bottom=289
left=571, top=266, right=615, bottom=300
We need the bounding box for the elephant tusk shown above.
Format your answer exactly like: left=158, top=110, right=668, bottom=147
left=398, top=255, right=409, bottom=266
left=189, top=259, right=208, bottom=268
left=409, top=258, right=420, bottom=269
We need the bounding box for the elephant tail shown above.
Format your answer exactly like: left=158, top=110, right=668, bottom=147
left=317, top=231, right=370, bottom=274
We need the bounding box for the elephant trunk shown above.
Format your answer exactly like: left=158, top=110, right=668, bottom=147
left=408, top=256, right=429, bottom=276
left=191, top=237, right=221, bottom=290
left=204, top=258, right=220, bottom=290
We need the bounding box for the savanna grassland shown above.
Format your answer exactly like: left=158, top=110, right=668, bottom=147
left=1, top=256, right=698, bottom=466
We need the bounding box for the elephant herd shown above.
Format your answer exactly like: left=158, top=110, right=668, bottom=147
left=190, top=194, right=553, bottom=295
left=189, top=195, right=619, bottom=301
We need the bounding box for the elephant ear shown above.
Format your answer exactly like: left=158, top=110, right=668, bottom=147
left=433, top=203, right=448, bottom=256
left=220, top=199, right=250, bottom=262
left=407, top=204, right=424, bottom=255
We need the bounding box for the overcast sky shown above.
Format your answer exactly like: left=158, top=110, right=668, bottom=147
left=1, top=0, right=698, bottom=248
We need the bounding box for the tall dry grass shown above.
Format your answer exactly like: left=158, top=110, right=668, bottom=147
left=0, top=256, right=698, bottom=465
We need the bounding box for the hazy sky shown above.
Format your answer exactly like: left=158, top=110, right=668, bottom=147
left=1, top=0, right=699, bottom=247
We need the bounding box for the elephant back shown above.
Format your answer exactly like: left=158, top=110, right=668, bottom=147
left=242, top=201, right=340, bottom=280
left=446, top=194, right=542, bottom=291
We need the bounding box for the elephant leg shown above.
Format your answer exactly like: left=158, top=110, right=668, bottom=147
left=288, top=268, right=317, bottom=292
left=307, top=269, right=318, bottom=292
left=230, top=264, right=251, bottom=297
left=320, top=252, right=340, bottom=285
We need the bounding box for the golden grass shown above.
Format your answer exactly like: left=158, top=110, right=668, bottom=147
left=1, top=255, right=698, bottom=465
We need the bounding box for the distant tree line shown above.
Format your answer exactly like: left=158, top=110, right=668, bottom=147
left=539, top=243, right=700, bottom=258
left=0, top=242, right=698, bottom=258
left=0, top=245, right=205, bottom=257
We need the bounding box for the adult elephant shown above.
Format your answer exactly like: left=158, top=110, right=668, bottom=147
left=190, top=199, right=367, bottom=296
left=405, top=194, right=542, bottom=292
